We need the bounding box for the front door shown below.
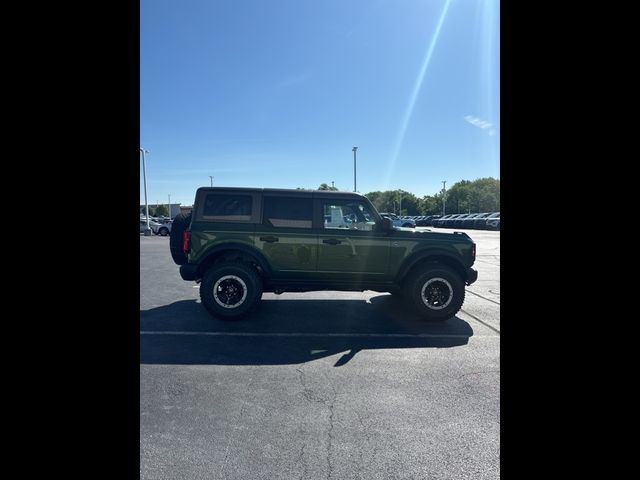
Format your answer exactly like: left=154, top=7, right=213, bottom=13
left=316, top=199, right=390, bottom=280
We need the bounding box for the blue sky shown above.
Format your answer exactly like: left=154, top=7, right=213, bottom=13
left=141, top=0, right=499, bottom=207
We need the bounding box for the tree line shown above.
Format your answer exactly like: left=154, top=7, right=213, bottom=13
left=311, top=178, right=500, bottom=216
left=140, top=205, right=169, bottom=217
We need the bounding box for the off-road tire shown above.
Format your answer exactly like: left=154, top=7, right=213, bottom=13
left=200, top=262, right=263, bottom=320
left=405, top=263, right=465, bottom=321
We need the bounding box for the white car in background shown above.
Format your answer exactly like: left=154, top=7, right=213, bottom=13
left=139, top=218, right=171, bottom=235
left=154, top=220, right=172, bottom=236
left=378, top=213, right=416, bottom=228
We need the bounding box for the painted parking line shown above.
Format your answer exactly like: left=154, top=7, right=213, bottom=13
left=139, top=331, right=499, bottom=339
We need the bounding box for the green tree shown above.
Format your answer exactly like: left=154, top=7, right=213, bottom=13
left=419, top=195, right=441, bottom=215
left=443, top=178, right=500, bottom=213
left=396, top=190, right=420, bottom=215
left=155, top=205, right=168, bottom=216
left=364, top=178, right=499, bottom=215
left=318, top=183, right=338, bottom=191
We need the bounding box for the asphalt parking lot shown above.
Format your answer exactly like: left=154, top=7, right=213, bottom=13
left=140, top=228, right=500, bottom=479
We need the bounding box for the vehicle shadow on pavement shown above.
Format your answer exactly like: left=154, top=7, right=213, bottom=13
left=140, top=294, right=474, bottom=366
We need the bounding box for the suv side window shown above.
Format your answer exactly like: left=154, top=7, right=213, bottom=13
left=263, top=196, right=313, bottom=228
left=323, top=201, right=376, bottom=231
left=202, top=194, right=253, bottom=221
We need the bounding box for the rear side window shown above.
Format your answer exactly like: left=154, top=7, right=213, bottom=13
left=263, top=196, right=313, bottom=228
left=202, top=194, right=253, bottom=220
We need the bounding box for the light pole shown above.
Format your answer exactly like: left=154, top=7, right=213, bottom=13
left=399, top=191, right=402, bottom=216
left=352, top=146, right=358, bottom=192
left=441, top=180, right=447, bottom=216
left=140, top=148, right=151, bottom=236
left=168, top=194, right=171, bottom=219
left=209, top=176, right=214, bottom=187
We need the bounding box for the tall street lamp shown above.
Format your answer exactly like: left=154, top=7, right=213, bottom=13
left=441, top=180, right=447, bottom=216
left=140, top=148, right=151, bottom=236
left=352, top=146, right=358, bottom=192
left=209, top=176, right=214, bottom=187
left=168, top=193, right=171, bottom=219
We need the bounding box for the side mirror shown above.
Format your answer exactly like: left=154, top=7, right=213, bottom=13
left=380, top=216, right=394, bottom=232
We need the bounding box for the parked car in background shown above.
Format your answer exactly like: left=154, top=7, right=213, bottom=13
left=461, top=213, right=483, bottom=229
left=415, top=215, right=441, bottom=227
left=472, top=212, right=493, bottom=229
left=440, top=214, right=463, bottom=228
left=140, top=219, right=163, bottom=233
left=155, top=221, right=172, bottom=236
left=485, top=212, right=500, bottom=230
left=451, top=214, right=470, bottom=229
left=433, top=214, right=454, bottom=228
left=378, top=213, right=416, bottom=228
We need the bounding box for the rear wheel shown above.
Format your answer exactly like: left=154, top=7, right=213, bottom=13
left=158, top=227, right=169, bottom=236
left=200, top=262, right=263, bottom=320
left=169, top=213, right=192, bottom=265
left=405, top=264, right=465, bottom=321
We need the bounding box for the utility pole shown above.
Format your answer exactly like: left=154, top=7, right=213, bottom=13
left=352, top=146, right=358, bottom=192
left=399, top=192, right=402, bottom=216
left=168, top=193, right=171, bottom=219
left=441, top=180, right=447, bottom=216
left=209, top=176, right=214, bottom=187
left=140, top=148, right=151, bottom=236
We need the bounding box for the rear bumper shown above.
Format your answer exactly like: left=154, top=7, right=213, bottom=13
left=179, top=263, right=198, bottom=281
left=466, top=268, right=478, bottom=286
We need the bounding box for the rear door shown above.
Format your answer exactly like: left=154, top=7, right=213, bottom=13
left=255, top=193, right=317, bottom=278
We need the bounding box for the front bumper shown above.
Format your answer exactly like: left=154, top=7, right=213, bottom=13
left=179, top=263, right=198, bottom=281
left=466, top=268, right=478, bottom=286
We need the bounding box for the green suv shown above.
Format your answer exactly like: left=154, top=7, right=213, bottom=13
left=170, top=187, right=477, bottom=321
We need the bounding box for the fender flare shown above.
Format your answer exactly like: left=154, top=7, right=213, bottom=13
left=196, top=243, right=272, bottom=277
left=395, top=248, right=467, bottom=283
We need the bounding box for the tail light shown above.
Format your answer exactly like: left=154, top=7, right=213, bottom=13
left=183, top=231, right=191, bottom=254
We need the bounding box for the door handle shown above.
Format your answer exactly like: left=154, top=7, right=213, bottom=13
left=260, top=236, right=279, bottom=243
left=322, top=238, right=342, bottom=245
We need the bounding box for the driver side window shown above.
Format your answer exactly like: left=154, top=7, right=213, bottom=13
left=323, top=201, right=376, bottom=231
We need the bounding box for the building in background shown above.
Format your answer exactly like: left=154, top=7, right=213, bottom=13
left=140, top=203, right=181, bottom=218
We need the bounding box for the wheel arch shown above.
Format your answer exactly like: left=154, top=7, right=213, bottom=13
left=396, top=250, right=467, bottom=285
left=196, top=243, right=272, bottom=279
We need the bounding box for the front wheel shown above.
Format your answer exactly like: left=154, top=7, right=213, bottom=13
left=200, top=262, right=263, bottom=320
left=405, top=264, right=465, bottom=321
left=158, top=227, right=169, bottom=236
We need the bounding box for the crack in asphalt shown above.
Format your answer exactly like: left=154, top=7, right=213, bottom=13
left=296, top=367, right=330, bottom=404
left=295, top=367, right=338, bottom=479
left=297, top=442, right=308, bottom=480
left=459, top=370, right=500, bottom=378
left=326, top=385, right=338, bottom=480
